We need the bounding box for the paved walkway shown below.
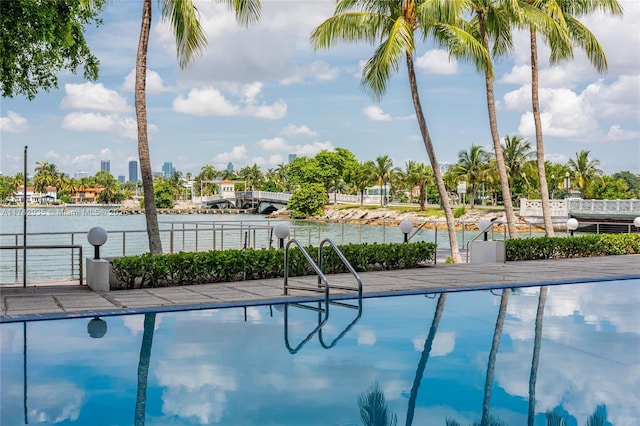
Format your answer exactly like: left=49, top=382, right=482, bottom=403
left=2, top=254, right=639, bottom=322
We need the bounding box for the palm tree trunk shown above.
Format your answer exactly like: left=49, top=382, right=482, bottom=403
left=481, top=289, right=510, bottom=425
left=135, top=313, right=156, bottom=426
left=406, top=52, right=461, bottom=263
left=528, top=286, right=547, bottom=426
left=479, top=14, right=518, bottom=238
left=135, top=0, right=163, bottom=254
left=530, top=27, right=554, bottom=236
left=405, top=293, right=447, bottom=426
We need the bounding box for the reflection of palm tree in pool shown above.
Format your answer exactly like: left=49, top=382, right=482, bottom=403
left=480, top=289, right=510, bottom=426
left=546, top=407, right=610, bottom=426
left=528, top=286, right=548, bottom=426
left=135, top=313, right=156, bottom=426
left=358, top=381, right=398, bottom=426
left=405, top=293, right=448, bottom=426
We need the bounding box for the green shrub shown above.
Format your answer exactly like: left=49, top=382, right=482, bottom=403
left=506, top=233, right=640, bottom=261
left=453, top=205, right=466, bottom=218
left=110, top=241, right=437, bottom=289
left=287, top=183, right=328, bottom=219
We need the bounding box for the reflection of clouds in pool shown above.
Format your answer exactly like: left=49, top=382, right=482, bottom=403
left=123, top=313, right=162, bottom=334
left=356, top=326, right=376, bottom=345
left=156, top=362, right=237, bottom=423
left=26, top=382, right=84, bottom=423
left=498, top=282, right=640, bottom=426
left=412, top=331, right=456, bottom=356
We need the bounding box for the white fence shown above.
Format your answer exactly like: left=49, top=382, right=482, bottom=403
left=520, top=198, right=640, bottom=220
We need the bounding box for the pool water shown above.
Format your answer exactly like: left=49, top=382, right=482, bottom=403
left=1, top=279, right=638, bottom=425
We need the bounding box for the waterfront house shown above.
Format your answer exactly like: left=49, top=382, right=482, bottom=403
left=13, top=186, right=57, bottom=204
left=71, top=187, right=104, bottom=204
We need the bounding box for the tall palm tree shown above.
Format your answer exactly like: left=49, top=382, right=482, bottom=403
left=452, top=144, right=490, bottom=209
left=311, top=0, right=490, bottom=263
left=415, top=162, right=433, bottom=211
left=521, top=0, right=622, bottom=236
left=348, top=160, right=376, bottom=206
left=465, top=0, right=519, bottom=237
left=33, top=160, right=58, bottom=193
left=135, top=0, right=261, bottom=253
left=568, top=150, right=603, bottom=197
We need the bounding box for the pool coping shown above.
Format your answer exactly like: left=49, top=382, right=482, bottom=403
left=2, top=255, right=639, bottom=324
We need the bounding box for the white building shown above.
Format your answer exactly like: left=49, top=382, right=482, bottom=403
left=13, top=186, right=58, bottom=204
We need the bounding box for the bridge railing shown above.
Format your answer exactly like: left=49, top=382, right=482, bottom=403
left=567, top=199, right=640, bottom=215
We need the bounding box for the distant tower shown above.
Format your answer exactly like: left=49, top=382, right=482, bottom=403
left=118, top=175, right=125, bottom=184
left=162, top=161, right=174, bottom=178
left=128, top=160, right=138, bottom=182
left=288, top=154, right=297, bottom=163
left=226, top=162, right=234, bottom=171
left=100, top=160, right=110, bottom=173
left=74, top=171, right=89, bottom=179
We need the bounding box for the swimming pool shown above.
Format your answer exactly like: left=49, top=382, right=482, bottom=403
left=1, top=279, right=638, bottom=425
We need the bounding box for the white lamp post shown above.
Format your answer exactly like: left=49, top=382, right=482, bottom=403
left=567, top=218, right=579, bottom=236
left=274, top=222, right=290, bottom=249
left=634, top=217, right=640, bottom=229
left=399, top=220, right=413, bottom=243
left=479, top=219, right=493, bottom=241
left=87, top=226, right=108, bottom=259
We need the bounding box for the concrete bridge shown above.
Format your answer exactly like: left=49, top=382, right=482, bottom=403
left=519, top=198, right=640, bottom=231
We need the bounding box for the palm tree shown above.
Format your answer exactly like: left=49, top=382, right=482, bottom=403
left=134, top=0, right=261, bottom=253
left=347, top=161, right=375, bottom=206
left=406, top=293, right=447, bottom=426
left=415, top=162, right=433, bottom=211
left=502, top=135, right=534, bottom=193
left=33, top=160, right=58, bottom=194
left=311, top=0, right=489, bottom=263
left=568, top=150, right=603, bottom=197
left=358, top=382, right=398, bottom=426
left=373, top=155, right=395, bottom=207
left=452, top=145, right=490, bottom=209
left=465, top=0, right=519, bottom=237
left=521, top=0, right=622, bottom=236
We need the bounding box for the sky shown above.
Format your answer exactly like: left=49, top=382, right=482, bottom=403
left=1, top=0, right=639, bottom=179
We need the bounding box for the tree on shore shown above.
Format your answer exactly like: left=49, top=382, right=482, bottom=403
left=134, top=0, right=261, bottom=254
left=311, top=0, right=489, bottom=262
left=1, top=0, right=105, bottom=100
left=521, top=0, right=623, bottom=236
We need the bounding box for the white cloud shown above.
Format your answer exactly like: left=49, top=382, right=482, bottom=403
left=212, top=145, right=249, bottom=166
left=61, top=82, right=131, bottom=112
left=280, top=61, right=340, bottom=85
left=173, top=84, right=286, bottom=119
left=0, top=111, right=29, bottom=133
left=504, top=76, right=640, bottom=143
left=362, top=105, right=392, bottom=121
left=121, top=68, right=171, bottom=93
left=280, top=124, right=318, bottom=137
left=61, top=112, right=156, bottom=140
left=99, top=148, right=112, bottom=158
left=257, top=137, right=289, bottom=151
left=415, top=49, right=458, bottom=75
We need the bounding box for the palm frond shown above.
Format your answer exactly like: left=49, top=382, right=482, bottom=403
left=311, top=12, right=388, bottom=50
left=161, top=0, right=207, bottom=68
left=361, top=17, right=413, bottom=101
left=217, top=0, right=261, bottom=26
left=563, top=14, right=607, bottom=73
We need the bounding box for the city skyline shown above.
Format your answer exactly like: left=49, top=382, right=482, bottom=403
left=1, top=1, right=638, bottom=178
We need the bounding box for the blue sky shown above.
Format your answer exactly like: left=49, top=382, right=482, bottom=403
left=1, top=0, right=639, bottom=179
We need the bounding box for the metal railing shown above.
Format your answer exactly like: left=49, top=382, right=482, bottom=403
left=0, top=244, right=83, bottom=285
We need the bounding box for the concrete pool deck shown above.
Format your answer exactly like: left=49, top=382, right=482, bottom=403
left=2, top=254, right=639, bottom=322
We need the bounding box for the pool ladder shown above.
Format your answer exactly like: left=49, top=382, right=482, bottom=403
left=282, top=238, right=363, bottom=353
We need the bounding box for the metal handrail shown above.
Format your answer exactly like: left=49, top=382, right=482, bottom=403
left=283, top=301, right=329, bottom=354
left=282, top=239, right=330, bottom=302
left=317, top=238, right=362, bottom=297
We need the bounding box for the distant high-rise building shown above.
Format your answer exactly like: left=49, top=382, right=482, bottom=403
left=162, top=161, right=175, bottom=178
left=117, top=175, right=125, bottom=184
left=74, top=171, right=89, bottom=179
left=153, top=171, right=163, bottom=179
left=226, top=162, right=234, bottom=171
left=288, top=154, right=297, bottom=163
left=100, top=160, right=110, bottom=173
left=439, top=162, right=452, bottom=174
left=128, top=160, right=138, bottom=182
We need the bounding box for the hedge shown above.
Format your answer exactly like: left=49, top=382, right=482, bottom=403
left=110, top=241, right=437, bottom=289
left=506, top=233, right=640, bottom=261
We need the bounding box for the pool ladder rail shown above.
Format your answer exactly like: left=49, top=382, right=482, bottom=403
left=282, top=238, right=363, bottom=354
